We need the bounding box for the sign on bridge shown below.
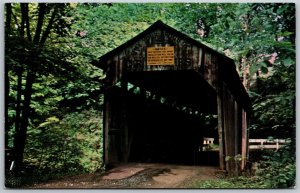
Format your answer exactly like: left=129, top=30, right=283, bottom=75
left=147, top=46, right=174, bottom=65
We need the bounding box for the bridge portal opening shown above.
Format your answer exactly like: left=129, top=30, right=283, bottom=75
left=105, top=70, right=219, bottom=166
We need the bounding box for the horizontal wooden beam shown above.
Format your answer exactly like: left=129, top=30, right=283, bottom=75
left=249, top=139, right=289, bottom=143
left=249, top=138, right=290, bottom=150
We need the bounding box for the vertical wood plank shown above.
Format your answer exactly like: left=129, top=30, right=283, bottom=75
left=198, top=48, right=203, bottom=70
left=234, top=101, right=239, bottom=173
left=216, top=60, right=225, bottom=170
left=103, top=92, right=110, bottom=165
left=121, top=80, right=129, bottom=162
left=236, top=103, right=243, bottom=170
left=223, top=85, right=236, bottom=175
left=228, top=92, right=234, bottom=173
left=241, top=109, right=247, bottom=170
left=246, top=112, right=250, bottom=161
left=222, top=83, right=229, bottom=172
left=217, top=90, right=224, bottom=170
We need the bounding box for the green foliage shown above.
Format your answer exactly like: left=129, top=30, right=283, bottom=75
left=193, top=144, right=296, bottom=189
left=71, top=3, right=160, bottom=58
left=247, top=4, right=295, bottom=138
left=24, top=109, right=103, bottom=175
left=225, top=154, right=244, bottom=162
left=5, top=2, right=106, bottom=152
left=256, top=144, right=296, bottom=188
left=250, top=57, right=295, bottom=138
left=202, top=143, right=219, bottom=151
left=192, top=176, right=269, bottom=188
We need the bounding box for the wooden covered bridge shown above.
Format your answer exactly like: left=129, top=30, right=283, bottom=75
left=92, top=20, right=251, bottom=173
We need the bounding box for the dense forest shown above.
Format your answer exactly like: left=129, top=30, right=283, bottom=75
left=5, top=3, right=295, bottom=188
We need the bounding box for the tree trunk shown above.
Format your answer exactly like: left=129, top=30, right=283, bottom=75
left=14, top=3, right=27, bottom=139
left=13, top=3, right=28, bottom=167
left=242, top=58, right=250, bottom=90
left=14, top=70, right=35, bottom=167
left=5, top=3, right=12, bottom=148
left=5, top=64, right=10, bottom=149
left=24, top=3, right=32, bottom=42
left=13, top=69, right=23, bottom=151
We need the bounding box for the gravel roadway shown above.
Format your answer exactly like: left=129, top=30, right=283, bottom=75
left=27, top=163, right=220, bottom=189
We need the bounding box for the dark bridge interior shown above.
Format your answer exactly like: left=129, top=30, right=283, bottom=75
left=126, top=70, right=217, bottom=113
left=109, top=70, right=219, bottom=165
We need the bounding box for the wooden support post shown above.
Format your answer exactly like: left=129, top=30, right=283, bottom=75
left=241, top=109, right=247, bottom=170
left=222, top=84, right=230, bottom=172
left=103, top=92, right=111, bottom=165
left=228, top=92, right=235, bottom=174
left=234, top=101, right=239, bottom=174
left=246, top=112, right=249, bottom=160
left=223, top=84, right=236, bottom=175
left=121, top=79, right=129, bottom=162
left=217, top=85, right=224, bottom=170
left=216, top=60, right=225, bottom=171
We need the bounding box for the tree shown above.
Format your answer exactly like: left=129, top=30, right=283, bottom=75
left=5, top=3, right=72, bottom=169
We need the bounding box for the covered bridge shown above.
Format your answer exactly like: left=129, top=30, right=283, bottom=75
left=92, top=20, right=251, bottom=173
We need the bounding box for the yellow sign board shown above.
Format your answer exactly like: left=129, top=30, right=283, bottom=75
left=147, top=46, right=175, bottom=65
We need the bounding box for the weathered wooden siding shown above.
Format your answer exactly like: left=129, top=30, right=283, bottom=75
left=103, top=29, right=204, bottom=87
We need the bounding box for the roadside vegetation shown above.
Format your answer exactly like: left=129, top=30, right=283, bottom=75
left=194, top=145, right=296, bottom=188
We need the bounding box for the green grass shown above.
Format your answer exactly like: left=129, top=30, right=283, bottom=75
left=192, top=176, right=270, bottom=189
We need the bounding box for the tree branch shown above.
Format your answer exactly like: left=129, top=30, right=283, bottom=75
left=5, top=3, right=12, bottom=33
left=20, top=4, right=26, bottom=39
left=33, top=3, right=46, bottom=44
left=24, top=3, right=32, bottom=42
left=40, top=5, right=58, bottom=46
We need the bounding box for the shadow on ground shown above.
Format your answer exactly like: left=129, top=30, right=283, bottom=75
left=24, top=163, right=220, bottom=189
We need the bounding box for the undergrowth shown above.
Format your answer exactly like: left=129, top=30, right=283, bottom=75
left=192, top=176, right=269, bottom=189
left=193, top=143, right=296, bottom=189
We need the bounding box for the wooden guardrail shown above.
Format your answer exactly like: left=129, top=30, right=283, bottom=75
left=249, top=139, right=289, bottom=150
left=200, top=138, right=290, bottom=152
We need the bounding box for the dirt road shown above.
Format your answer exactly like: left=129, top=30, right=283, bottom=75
left=28, top=163, right=220, bottom=188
